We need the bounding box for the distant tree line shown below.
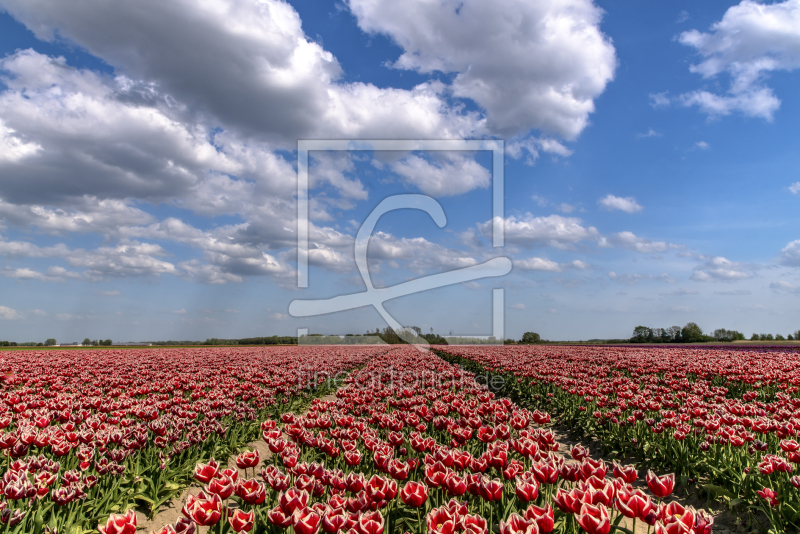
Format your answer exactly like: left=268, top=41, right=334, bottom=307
left=203, top=336, right=298, bottom=345
left=83, top=338, right=113, bottom=346
left=750, top=330, right=799, bottom=341
left=630, top=323, right=746, bottom=343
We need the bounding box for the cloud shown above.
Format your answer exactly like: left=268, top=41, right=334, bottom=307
left=96, top=290, right=120, bottom=296
left=609, top=231, right=684, bottom=253
left=779, top=240, right=800, bottom=267
left=670, top=306, right=695, bottom=312
left=691, top=256, right=752, bottom=281
left=637, top=128, right=661, bottom=138
left=770, top=281, right=800, bottom=294
left=171, top=309, right=187, bottom=315
left=480, top=214, right=600, bottom=249
left=368, top=232, right=479, bottom=273
left=269, top=312, right=286, bottom=321
left=530, top=195, right=548, bottom=207
left=790, top=182, right=800, bottom=194
left=510, top=303, right=526, bottom=310
left=649, top=92, right=671, bottom=108
left=225, top=309, right=241, bottom=314
left=390, top=152, right=490, bottom=197
left=598, top=195, right=643, bottom=213
left=676, top=10, right=690, bottom=23
left=659, top=288, right=699, bottom=296
left=607, top=272, right=647, bottom=285
left=514, top=257, right=590, bottom=272
left=506, top=137, right=574, bottom=165
left=677, top=0, right=800, bottom=120
left=0, top=306, right=21, bottom=319
left=1, top=266, right=81, bottom=282
left=695, top=141, right=710, bottom=150
left=347, top=0, right=616, bottom=140
left=713, top=289, right=751, bottom=295
left=557, top=203, right=577, bottom=214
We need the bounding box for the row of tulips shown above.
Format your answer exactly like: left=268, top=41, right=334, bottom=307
left=435, top=345, right=800, bottom=532
left=144, top=347, right=712, bottom=534
left=0, top=346, right=385, bottom=534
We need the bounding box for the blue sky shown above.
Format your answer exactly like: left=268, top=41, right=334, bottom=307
left=0, top=0, right=799, bottom=342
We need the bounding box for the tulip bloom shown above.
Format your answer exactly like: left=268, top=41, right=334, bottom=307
left=268, top=506, right=293, bottom=528
left=616, top=488, right=652, bottom=520
left=193, top=459, right=219, bottom=484
left=321, top=506, right=347, bottom=533
left=182, top=492, right=222, bottom=526
left=498, top=513, right=536, bottom=534
left=207, top=475, right=235, bottom=500
left=478, top=477, right=503, bottom=502
left=612, top=462, right=637, bottom=484
left=358, top=511, right=385, bottom=534
left=646, top=470, right=675, bottom=499
left=98, top=509, right=137, bottom=534
left=524, top=504, right=554, bottom=533
left=228, top=509, right=254, bottom=533
left=514, top=476, right=539, bottom=502
left=236, top=478, right=266, bottom=505
left=280, top=488, right=310, bottom=515
left=577, top=503, right=611, bottom=534
left=400, top=481, right=428, bottom=507
left=293, top=508, right=322, bottom=534
left=235, top=450, right=259, bottom=470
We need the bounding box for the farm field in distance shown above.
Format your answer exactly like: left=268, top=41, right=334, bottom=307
left=2, top=344, right=797, bottom=534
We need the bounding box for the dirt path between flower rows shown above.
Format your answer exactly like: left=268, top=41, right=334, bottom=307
left=135, top=393, right=339, bottom=533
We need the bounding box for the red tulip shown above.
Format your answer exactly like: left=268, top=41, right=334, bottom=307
left=358, top=510, right=385, bottom=534
left=478, top=477, right=503, bottom=502
left=576, top=503, right=611, bottom=534
left=98, top=509, right=137, bottom=534
left=268, top=506, right=293, bottom=528
left=514, top=475, right=539, bottom=502
left=400, top=481, right=428, bottom=507
left=193, top=459, right=219, bottom=484
left=228, top=509, right=254, bottom=533
left=645, top=471, right=674, bottom=499
left=207, top=475, right=235, bottom=499
left=236, top=478, right=266, bottom=505
left=235, top=450, right=259, bottom=469
left=293, top=508, right=322, bottom=534
left=523, top=504, right=554, bottom=533
left=498, top=513, right=536, bottom=534
left=280, top=488, right=310, bottom=515
left=321, top=506, right=347, bottom=533
left=616, top=488, right=652, bottom=520
left=612, top=462, right=637, bottom=484
left=182, top=491, right=222, bottom=526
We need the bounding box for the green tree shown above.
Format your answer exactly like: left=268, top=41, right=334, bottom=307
left=102, top=339, right=112, bottom=346
left=521, top=332, right=541, bottom=344
left=631, top=326, right=652, bottom=343
left=681, top=322, right=704, bottom=343
left=83, top=338, right=91, bottom=346
left=776, top=334, right=785, bottom=340
left=44, top=338, right=57, bottom=346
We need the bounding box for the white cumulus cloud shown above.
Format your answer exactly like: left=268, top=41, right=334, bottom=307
left=598, top=195, right=643, bottom=213
left=678, top=0, right=800, bottom=120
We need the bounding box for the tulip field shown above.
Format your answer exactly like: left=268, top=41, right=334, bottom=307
left=0, top=345, right=727, bottom=534
left=437, top=345, right=800, bottom=533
